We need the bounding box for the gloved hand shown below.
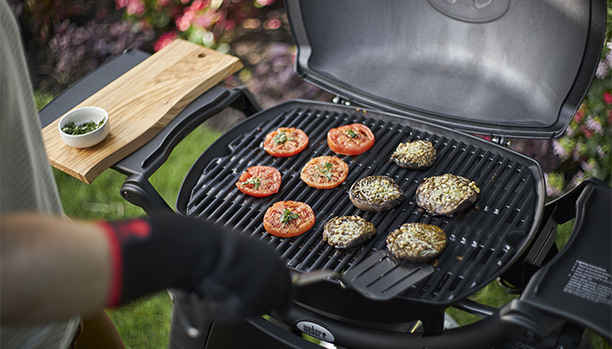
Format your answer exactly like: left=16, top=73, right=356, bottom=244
left=98, top=212, right=292, bottom=321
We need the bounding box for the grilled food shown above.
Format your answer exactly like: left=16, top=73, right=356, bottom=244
left=349, top=175, right=404, bottom=212
left=327, top=123, right=375, bottom=156
left=301, top=156, right=349, bottom=189
left=323, top=215, right=376, bottom=249
left=416, top=174, right=480, bottom=216
left=235, top=166, right=281, bottom=197
left=263, top=201, right=315, bottom=238
left=386, top=223, right=447, bottom=262
left=263, top=127, right=309, bottom=157
left=390, top=140, right=436, bottom=169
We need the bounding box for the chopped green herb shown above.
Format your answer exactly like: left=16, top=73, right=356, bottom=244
left=61, top=120, right=105, bottom=135
left=280, top=208, right=300, bottom=226
left=317, top=162, right=334, bottom=181
left=242, top=177, right=261, bottom=190
left=274, top=131, right=288, bottom=144
left=347, top=128, right=358, bottom=138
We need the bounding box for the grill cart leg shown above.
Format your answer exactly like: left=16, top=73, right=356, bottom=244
left=421, top=312, right=445, bottom=336
left=169, top=292, right=211, bottom=348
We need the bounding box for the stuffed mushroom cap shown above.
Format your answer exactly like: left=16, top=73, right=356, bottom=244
left=390, top=140, right=437, bottom=169
left=416, top=174, right=479, bottom=216
left=349, top=175, right=404, bottom=212
left=323, top=215, right=376, bottom=249
left=386, top=223, right=447, bottom=263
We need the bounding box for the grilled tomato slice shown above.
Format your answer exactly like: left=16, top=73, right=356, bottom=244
left=327, top=123, right=375, bottom=156
left=236, top=166, right=281, bottom=197
left=263, top=201, right=315, bottom=238
left=300, top=156, right=349, bottom=189
left=263, top=127, right=309, bottom=157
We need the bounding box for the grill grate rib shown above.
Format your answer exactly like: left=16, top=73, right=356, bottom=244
left=181, top=102, right=542, bottom=304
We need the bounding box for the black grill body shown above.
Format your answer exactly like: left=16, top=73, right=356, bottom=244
left=177, top=100, right=544, bottom=313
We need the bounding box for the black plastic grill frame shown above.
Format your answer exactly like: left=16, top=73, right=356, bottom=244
left=178, top=100, right=544, bottom=304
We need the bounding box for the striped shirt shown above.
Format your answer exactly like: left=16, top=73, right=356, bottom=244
left=1, top=0, right=79, bottom=347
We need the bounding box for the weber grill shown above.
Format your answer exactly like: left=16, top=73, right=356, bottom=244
left=39, top=0, right=610, bottom=348
left=176, top=102, right=543, bottom=309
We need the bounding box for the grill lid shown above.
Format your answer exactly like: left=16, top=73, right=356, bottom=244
left=286, top=0, right=606, bottom=139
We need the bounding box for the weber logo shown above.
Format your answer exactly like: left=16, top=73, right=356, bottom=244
left=427, top=0, right=510, bottom=23
left=296, top=321, right=335, bottom=343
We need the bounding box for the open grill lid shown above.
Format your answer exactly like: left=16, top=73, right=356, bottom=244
left=286, top=0, right=606, bottom=139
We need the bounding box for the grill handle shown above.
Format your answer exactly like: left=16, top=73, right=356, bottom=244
left=114, top=86, right=260, bottom=214
left=268, top=298, right=558, bottom=349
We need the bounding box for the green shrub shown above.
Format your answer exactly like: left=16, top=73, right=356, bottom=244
left=546, top=5, right=612, bottom=196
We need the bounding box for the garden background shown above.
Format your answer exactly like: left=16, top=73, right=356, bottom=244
left=7, top=0, right=612, bottom=347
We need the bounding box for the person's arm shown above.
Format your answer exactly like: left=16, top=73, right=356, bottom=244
left=1, top=213, right=111, bottom=323
left=1, top=212, right=292, bottom=325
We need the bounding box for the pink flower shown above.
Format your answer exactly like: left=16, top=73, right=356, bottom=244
left=153, top=31, right=178, bottom=51
left=193, top=12, right=216, bottom=29
left=264, top=18, right=282, bottom=30
left=595, top=61, right=609, bottom=79
left=570, top=171, right=585, bottom=188
left=176, top=11, right=194, bottom=31
left=597, top=146, right=606, bottom=159
left=585, top=116, right=603, bottom=134
left=544, top=173, right=563, bottom=198
left=116, top=0, right=129, bottom=9
left=581, top=126, right=593, bottom=139
left=552, top=140, right=568, bottom=158
left=574, top=109, right=584, bottom=124
left=603, top=91, right=612, bottom=105
left=138, top=19, right=152, bottom=31
left=190, top=0, right=207, bottom=12
left=223, top=20, right=235, bottom=31
left=126, top=0, right=146, bottom=16
left=581, top=161, right=595, bottom=173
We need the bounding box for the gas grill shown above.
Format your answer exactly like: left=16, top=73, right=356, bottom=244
left=39, top=0, right=610, bottom=348
left=175, top=101, right=543, bottom=310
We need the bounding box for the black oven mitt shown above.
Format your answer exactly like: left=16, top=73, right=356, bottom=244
left=98, top=212, right=291, bottom=321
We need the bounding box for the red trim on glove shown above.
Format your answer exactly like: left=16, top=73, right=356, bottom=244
left=98, top=222, right=123, bottom=307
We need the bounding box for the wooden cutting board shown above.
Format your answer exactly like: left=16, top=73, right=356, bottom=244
left=41, top=39, right=242, bottom=184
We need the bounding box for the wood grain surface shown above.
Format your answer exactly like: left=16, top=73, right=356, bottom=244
left=41, top=39, right=242, bottom=183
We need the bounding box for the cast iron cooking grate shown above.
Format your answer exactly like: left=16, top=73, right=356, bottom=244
left=183, top=103, right=541, bottom=303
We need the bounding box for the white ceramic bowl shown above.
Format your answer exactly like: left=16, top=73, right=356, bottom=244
left=58, top=107, right=110, bottom=148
